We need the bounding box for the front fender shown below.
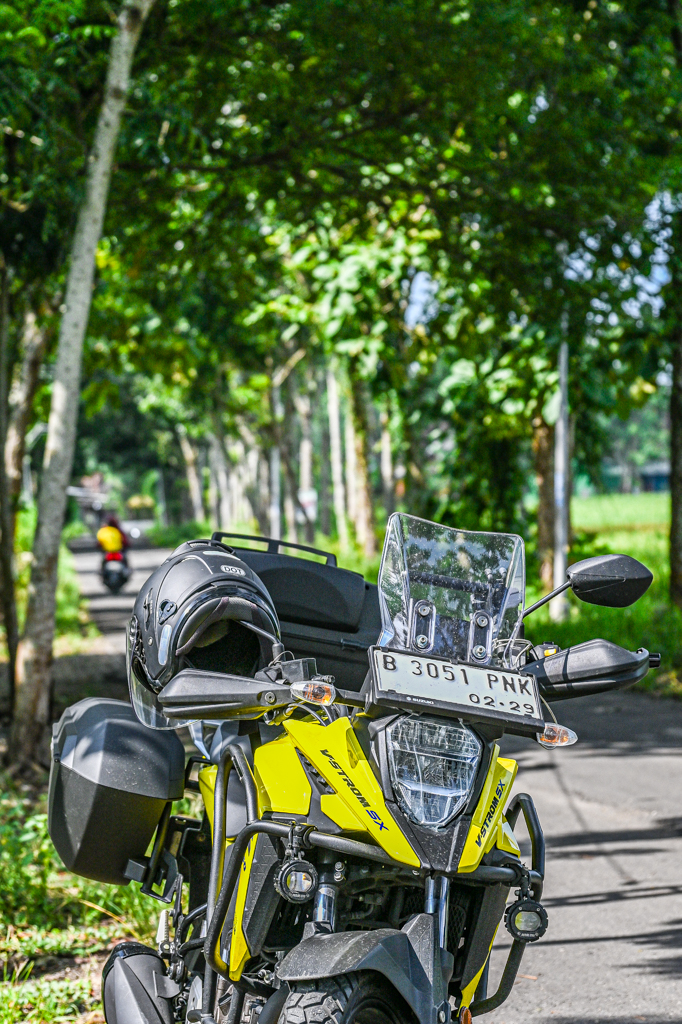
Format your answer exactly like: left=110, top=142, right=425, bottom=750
left=277, top=914, right=451, bottom=1024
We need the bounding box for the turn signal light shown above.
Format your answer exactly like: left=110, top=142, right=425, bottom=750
left=537, top=723, right=577, bottom=748
left=290, top=680, right=337, bottom=705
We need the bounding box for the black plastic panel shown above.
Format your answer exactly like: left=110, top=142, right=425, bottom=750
left=236, top=549, right=366, bottom=632
left=158, top=669, right=292, bottom=719
left=241, top=833, right=282, bottom=955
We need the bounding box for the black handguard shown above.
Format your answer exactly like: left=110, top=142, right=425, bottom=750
left=524, top=638, right=650, bottom=701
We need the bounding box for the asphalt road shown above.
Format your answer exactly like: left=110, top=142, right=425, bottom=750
left=488, top=689, right=682, bottom=1023
left=70, top=550, right=682, bottom=1020
left=72, top=546, right=172, bottom=635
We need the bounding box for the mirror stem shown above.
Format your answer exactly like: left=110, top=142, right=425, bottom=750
left=522, top=580, right=571, bottom=619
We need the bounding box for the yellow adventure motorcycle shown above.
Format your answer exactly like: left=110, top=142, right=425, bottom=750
left=47, top=514, right=656, bottom=1024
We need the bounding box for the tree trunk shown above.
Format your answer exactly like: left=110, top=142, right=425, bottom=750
left=178, top=428, right=205, bottom=523
left=269, top=445, right=281, bottom=539
left=0, top=262, right=18, bottom=711
left=283, top=475, right=297, bottom=542
left=326, top=364, right=349, bottom=550
left=210, top=431, right=232, bottom=533
left=9, top=0, right=156, bottom=766
left=671, top=323, right=682, bottom=607
left=294, top=383, right=315, bottom=544
left=5, top=308, right=50, bottom=508
left=380, top=409, right=394, bottom=516
left=269, top=384, right=283, bottom=540
left=257, top=450, right=270, bottom=534
left=156, top=468, right=168, bottom=528
left=207, top=443, right=219, bottom=532
left=348, top=360, right=376, bottom=558
left=345, top=406, right=357, bottom=530
left=532, top=416, right=554, bottom=591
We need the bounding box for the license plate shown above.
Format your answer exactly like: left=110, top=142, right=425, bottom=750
left=370, top=648, right=543, bottom=733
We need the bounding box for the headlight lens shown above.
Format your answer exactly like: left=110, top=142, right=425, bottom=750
left=386, top=716, right=482, bottom=829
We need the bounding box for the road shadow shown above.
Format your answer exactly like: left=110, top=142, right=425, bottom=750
left=545, top=883, right=682, bottom=908
left=500, top=689, right=682, bottom=756
left=528, top=1018, right=677, bottom=1023
left=626, top=917, right=682, bottom=978
left=545, top=817, right=682, bottom=851
left=494, top=914, right=682, bottom=980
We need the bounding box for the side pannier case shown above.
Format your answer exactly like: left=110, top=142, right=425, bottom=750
left=48, top=698, right=185, bottom=885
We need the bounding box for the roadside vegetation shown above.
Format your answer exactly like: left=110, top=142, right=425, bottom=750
left=0, top=511, right=93, bottom=665
left=0, top=775, right=158, bottom=1023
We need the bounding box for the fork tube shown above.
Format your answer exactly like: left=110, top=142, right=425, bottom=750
left=435, top=875, right=449, bottom=949
left=425, top=876, right=437, bottom=915
left=313, top=853, right=337, bottom=930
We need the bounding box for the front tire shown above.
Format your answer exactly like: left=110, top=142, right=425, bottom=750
left=279, top=972, right=414, bottom=1024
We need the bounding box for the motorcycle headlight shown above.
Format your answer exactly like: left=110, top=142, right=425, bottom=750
left=386, top=716, right=482, bottom=830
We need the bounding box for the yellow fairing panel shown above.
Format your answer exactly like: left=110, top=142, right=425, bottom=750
left=320, top=793, right=363, bottom=830
left=229, top=836, right=258, bottom=978
left=284, top=718, right=420, bottom=868
left=459, top=750, right=518, bottom=872
left=198, top=764, right=219, bottom=832
left=253, top=734, right=312, bottom=815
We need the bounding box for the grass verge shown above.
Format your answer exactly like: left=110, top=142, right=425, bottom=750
left=0, top=775, right=157, bottom=1023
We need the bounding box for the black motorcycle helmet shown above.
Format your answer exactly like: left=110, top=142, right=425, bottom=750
left=127, top=538, right=280, bottom=729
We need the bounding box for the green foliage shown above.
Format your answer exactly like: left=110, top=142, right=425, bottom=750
left=145, top=520, right=211, bottom=548
left=0, top=780, right=156, bottom=939
left=10, top=510, right=91, bottom=639
left=61, top=0, right=674, bottom=535
left=0, top=974, right=98, bottom=1024
left=0, top=778, right=158, bottom=1021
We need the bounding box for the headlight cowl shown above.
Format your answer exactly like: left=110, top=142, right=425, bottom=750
left=386, top=716, right=482, bottom=830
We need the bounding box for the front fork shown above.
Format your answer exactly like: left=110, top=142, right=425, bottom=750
left=425, top=875, right=450, bottom=948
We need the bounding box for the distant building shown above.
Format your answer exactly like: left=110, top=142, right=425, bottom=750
left=601, top=461, right=669, bottom=493
left=640, top=461, right=669, bottom=492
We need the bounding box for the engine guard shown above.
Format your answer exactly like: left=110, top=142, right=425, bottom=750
left=277, top=912, right=453, bottom=1024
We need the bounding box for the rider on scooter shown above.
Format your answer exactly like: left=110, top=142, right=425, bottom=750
left=97, top=514, right=131, bottom=593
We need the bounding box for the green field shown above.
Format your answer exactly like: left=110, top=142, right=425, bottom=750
left=525, top=492, right=679, bottom=699
left=571, top=492, right=670, bottom=531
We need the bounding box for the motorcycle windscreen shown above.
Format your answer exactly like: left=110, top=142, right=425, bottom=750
left=377, top=514, right=525, bottom=668
left=127, top=616, right=194, bottom=730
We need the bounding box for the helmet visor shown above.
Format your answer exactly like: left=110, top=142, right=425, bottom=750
left=127, top=615, right=194, bottom=731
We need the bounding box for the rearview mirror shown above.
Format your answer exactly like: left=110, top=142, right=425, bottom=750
left=567, top=554, right=653, bottom=608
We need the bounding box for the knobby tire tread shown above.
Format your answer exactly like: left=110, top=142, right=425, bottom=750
left=280, top=974, right=357, bottom=1024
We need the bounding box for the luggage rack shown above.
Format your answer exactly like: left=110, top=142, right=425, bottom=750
left=212, top=532, right=338, bottom=567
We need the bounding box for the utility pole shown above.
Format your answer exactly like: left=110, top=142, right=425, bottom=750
left=550, top=336, right=569, bottom=622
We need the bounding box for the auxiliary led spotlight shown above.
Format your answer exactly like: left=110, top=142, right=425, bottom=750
left=504, top=897, right=548, bottom=943
left=275, top=859, right=318, bottom=903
